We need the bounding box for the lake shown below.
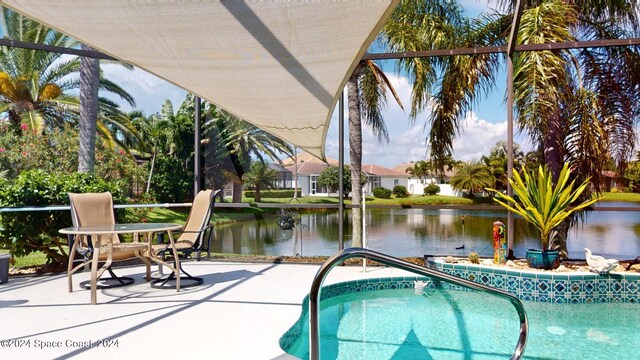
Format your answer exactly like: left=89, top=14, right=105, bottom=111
left=210, top=202, right=640, bottom=260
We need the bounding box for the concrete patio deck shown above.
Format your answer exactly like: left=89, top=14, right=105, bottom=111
left=0, top=261, right=415, bottom=359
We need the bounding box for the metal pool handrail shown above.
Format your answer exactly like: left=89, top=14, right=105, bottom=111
left=309, top=247, right=528, bottom=360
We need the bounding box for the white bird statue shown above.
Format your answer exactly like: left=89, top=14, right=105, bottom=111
left=585, top=248, right=619, bottom=275
left=414, top=280, right=428, bottom=294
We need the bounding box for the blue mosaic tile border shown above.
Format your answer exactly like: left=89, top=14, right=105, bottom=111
left=427, top=260, right=640, bottom=303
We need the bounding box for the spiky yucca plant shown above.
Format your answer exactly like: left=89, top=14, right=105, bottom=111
left=488, top=164, right=601, bottom=251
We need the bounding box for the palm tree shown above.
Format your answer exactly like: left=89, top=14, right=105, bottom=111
left=203, top=103, right=293, bottom=203
left=347, top=59, right=404, bottom=247
left=384, top=1, right=638, bottom=253
left=0, top=9, right=136, bottom=173
left=243, top=162, right=279, bottom=202
left=0, top=10, right=78, bottom=133
left=131, top=110, right=171, bottom=192
left=78, top=43, right=100, bottom=173
left=481, top=141, right=526, bottom=191
left=449, top=161, right=494, bottom=196
left=383, top=0, right=491, bottom=177
left=405, top=160, right=432, bottom=183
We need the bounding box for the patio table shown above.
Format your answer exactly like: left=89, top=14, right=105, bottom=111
left=60, top=222, right=183, bottom=304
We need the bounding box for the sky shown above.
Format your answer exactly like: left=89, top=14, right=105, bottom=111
left=98, top=0, right=532, bottom=169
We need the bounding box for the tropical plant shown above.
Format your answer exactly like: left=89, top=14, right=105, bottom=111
left=623, top=161, right=640, bottom=193
left=0, top=9, right=136, bottom=170
left=202, top=101, right=293, bottom=203
left=346, top=58, right=404, bottom=247
left=147, top=155, right=192, bottom=203
left=488, top=164, right=601, bottom=251
left=449, top=161, right=494, bottom=196
left=276, top=208, right=297, bottom=230
left=317, top=165, right=354, bottom=197
left=481, top=141, right=526, bottom=191
left=405, top=160, right=432, bottom=183
left=242, top=162, right=279, bottom=202
left=0, top=123, right=144, bottom=191
left=0, top=170, right=127, bottom=264
left=78, top=43, right=100, bottom=173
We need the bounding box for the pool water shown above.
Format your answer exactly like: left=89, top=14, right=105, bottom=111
left=284, top=287, right=639, bottom=359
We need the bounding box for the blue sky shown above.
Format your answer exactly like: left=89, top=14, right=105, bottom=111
left=101, top=0, right=530, bottom=169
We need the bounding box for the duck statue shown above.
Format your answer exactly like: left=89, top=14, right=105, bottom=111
left=585, top=248, right=619, bottom=275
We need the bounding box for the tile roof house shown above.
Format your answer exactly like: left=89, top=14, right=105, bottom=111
left=393, top=162, right=461, bottom=197
left=283, top=153, right=337, bottom=196
left=361, top=164, right=410, bottom=195
left=282, top=153, right=410, bottom=196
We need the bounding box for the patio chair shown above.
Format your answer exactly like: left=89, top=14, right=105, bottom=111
left=67, top=192, right=148, bottom=292
left=149, top=189, right=221, bottom=288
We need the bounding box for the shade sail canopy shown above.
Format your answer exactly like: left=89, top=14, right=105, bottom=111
left=1, top=0, right=398, bottom=159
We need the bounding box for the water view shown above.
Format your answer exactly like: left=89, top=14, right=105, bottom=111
left=211, top=202, right=640, bottom=260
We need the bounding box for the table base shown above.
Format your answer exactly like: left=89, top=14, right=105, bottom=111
left=80, top=276, right=135, bottom=289
left=150, top=273, right=203, bottom=289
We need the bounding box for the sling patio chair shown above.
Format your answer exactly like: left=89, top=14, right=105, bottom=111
left=148, top=189, right=221, bottom=288
left=67, top=192, right=149, bottom=293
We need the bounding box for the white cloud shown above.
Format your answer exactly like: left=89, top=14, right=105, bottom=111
left=101, top=64, right=186, bottom=115
left=324, top=72, right=525, bottom=168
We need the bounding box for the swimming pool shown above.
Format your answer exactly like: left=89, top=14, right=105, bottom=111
left=281, top=278, right=640, bottom=359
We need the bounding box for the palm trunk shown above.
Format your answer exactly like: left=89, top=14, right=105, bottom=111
left=145, top=152, right=156, bottom=193
left=232, top=181, right=243, bottom=203
left=544, top=112, right=568, bottom=256
left=293, top=148, right=298, bottom=199
left=255, top=184, right=262, bottom=202
left=348, top=69, right=362, bottom=248
left=78, top=44, right=100, bottom=173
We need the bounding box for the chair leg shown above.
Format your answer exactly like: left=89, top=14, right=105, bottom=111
left=68, top=237, right=79, bottom=293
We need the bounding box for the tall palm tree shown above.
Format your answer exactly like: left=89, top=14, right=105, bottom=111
left=243, top=162, right=279, bottom=202
left=382, top=0, right=492, bottom=177
left=131, top=110, right=172, bottom=192
left=78, top=44, right=100, bottom=173
left=203, top=103, right=293, bottom=203
left=384, top=1, right=639, bottom=253
left=405, top=160, right=432, bottom=183
left=0, top=9, right=78, bottom=133
left=0, top=9, right=136, bottom=173
left=347, top=59, right=404, bottom=247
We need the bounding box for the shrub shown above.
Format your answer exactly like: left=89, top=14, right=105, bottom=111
left=392, top=185, right=409, bottom=198
left=0, top=170, right=127, bottom=265
left=424, top=183, right=441, bottom=196
left=0, top=125, right=146, bottom=196
left=372, top=187, right=392, bottom=199
left=149, top=156, right=193, bottom=203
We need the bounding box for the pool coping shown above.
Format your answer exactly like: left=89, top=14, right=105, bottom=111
left=426, top=258, right=640, bottom=303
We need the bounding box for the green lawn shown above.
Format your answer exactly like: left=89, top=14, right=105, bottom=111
left=600, top=192, right=640, bottom=202
left=247, top=194, right=473, bottom=206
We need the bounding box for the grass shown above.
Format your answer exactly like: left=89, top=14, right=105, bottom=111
left=600, top=192, right=640, bottom=202
left=247, top=194, right=474, bottom=205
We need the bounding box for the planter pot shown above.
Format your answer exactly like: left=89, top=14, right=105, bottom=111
left=0, top=253, right=9, bottom=284
left=279, top=221, right=295, bottom=230
left=525, top=249, right=560, bottom=270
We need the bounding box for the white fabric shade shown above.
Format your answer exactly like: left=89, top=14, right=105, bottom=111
left=1, top=0, right=398, bottom=160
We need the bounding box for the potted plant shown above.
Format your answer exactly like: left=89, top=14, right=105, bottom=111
left=277, top=209, right=297, bottom=230
left=488, top=164, right=600, bottom=269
